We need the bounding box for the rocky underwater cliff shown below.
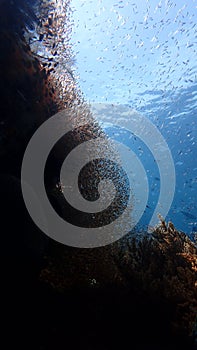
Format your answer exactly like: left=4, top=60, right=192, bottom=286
left=0, top=1, right=196, bottom=349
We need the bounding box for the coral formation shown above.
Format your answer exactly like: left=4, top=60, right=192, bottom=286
left=40, top=217, right=197, bottom=346
left=0, top=0, right=59, bottom=178
left=115, top=217, right=197, bottom=339
left=0, top=1, right=196, bottom=349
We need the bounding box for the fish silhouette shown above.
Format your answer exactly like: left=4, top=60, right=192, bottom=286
left=180, top=210, right=196, bottom=220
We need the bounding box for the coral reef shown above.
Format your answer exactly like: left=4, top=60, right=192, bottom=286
left=40, top=217, right=197, bottom=347
left=115, top=217, right=197, bottom=339
left=0, top=0, right=59, bottom=178
left=0, top=1, right=196, bottom=349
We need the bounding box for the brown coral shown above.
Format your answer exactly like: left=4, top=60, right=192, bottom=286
left=40, top=218, right=197, bottom=345
left=1, top=1, right=196, bottom=349
left=114, top=218, right=197, bottom=338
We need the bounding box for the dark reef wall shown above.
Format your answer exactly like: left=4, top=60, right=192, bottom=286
left=0, top=0, right=59, bottom=177
left=0, top=1, right=196, bottom=349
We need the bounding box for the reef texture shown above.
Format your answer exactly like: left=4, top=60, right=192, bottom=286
left=0, top=1, right=196, bottom=349
left=116, top=218, right=197, bottom=339
left=0, top=1, right=59, bottom=178
left=40, top=218, right=197, bottom=345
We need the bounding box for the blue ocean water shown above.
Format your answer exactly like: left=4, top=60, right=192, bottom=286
left=135, top=85, right=197, bottom=235
left=102, top=85, right=197, bottom=236
left=71, top=0, right=197, bottom=237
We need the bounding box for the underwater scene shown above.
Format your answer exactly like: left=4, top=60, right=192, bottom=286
left=71, top=0, right=197, bottom=237
left=0, top=0, right=196, bottom=349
